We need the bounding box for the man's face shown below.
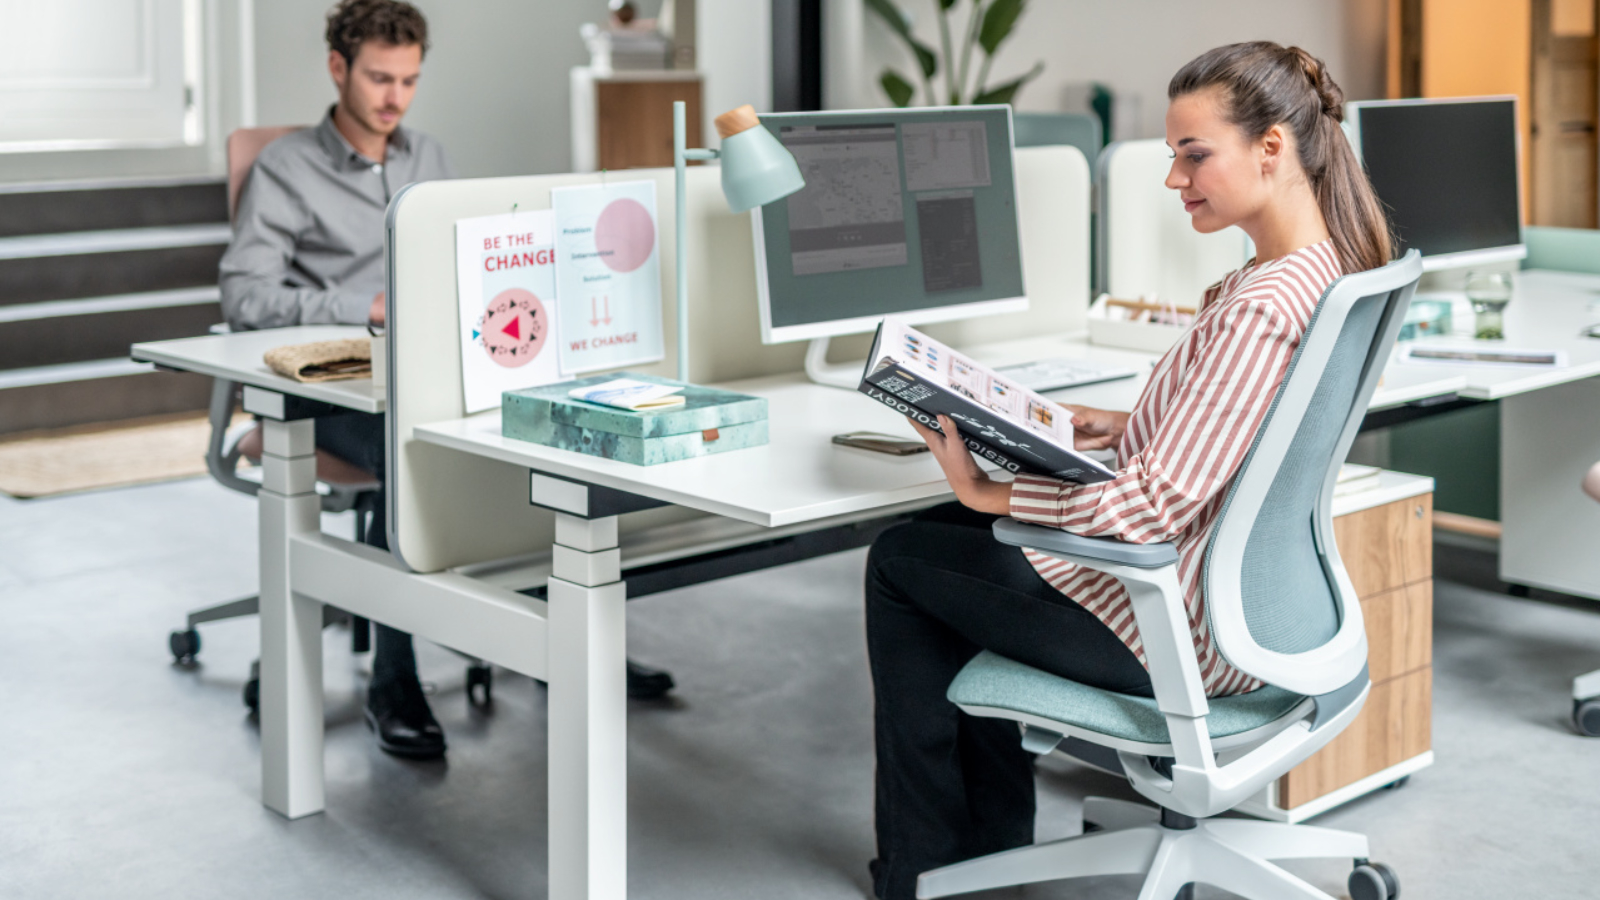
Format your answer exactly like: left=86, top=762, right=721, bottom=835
left=329, top=40, right=423, bottom=142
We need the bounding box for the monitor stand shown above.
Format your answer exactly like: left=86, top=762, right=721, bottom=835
left=805, top=337, right=869, bottom=390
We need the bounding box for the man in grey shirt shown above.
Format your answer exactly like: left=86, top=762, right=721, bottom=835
left=219, top=0, right=450, bottom=759
left=221, top=0, right=674, bottom=761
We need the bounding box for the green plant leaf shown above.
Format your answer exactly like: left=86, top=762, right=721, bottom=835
left=912, top=40, right=938, bottom=79
left=978, top=0, right=1027, bottom=55
left=938, top=0, right=960, bottom=10
left=881, top=70, right=917, bottom=107
left=864, top=0, right=939, bottom=81
left=864, top=0, right=914, bottom=38
left=972, top=61, right=1043, bottom=106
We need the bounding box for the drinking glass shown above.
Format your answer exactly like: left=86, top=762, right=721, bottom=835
left=1464, top=271, right=1513, bottom=340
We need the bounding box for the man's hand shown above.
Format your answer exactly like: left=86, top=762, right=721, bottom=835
left=1066, top=405, right=1128, bottom=452
left=368, top=291, right=386, bottom=326
left=908, top=414, right=1012, bottom=515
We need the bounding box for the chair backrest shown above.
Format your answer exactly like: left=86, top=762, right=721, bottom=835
left=1097, top=138, right=1252, bottom=301
left=1014, top=112, right=1102, bottom=164
left=226, top=126, right=305, bottom=224
left=1202, top=251, right=1423, bottom=696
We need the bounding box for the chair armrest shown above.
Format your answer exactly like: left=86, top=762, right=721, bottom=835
left=992, top=518, right=1177, bottom=568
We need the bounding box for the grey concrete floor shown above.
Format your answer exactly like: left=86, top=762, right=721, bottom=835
left=1, top=477, right=1597, bottom=899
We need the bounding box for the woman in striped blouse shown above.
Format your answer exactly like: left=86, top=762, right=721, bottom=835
left=864, top=42, right=1394, bottom=900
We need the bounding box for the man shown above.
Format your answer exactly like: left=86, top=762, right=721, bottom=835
left=220, top=0, right=450, bottom=759
left=221, top=0, right=673, bottom=761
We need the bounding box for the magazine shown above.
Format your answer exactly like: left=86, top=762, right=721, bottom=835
left=857, top=320, right=1116, bottom=484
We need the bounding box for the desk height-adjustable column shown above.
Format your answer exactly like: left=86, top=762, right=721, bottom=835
left=533, top=471, right=648, bottom=900
left=244, top=386, right=327, bottom=819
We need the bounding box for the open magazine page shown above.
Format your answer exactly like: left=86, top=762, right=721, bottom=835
left=882, top=320, right=1079, bottom=450
left=865, top=320, right=1114, bottom=483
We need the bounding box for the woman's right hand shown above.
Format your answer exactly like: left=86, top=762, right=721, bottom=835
left=1066, top=406, right=1128, bottom=451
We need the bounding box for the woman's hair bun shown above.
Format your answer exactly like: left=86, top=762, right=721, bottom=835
left=1289, top=45, right=1344, bottom=122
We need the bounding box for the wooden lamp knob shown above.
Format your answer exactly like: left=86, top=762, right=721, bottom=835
left=714, top=105, right=761, bottom=140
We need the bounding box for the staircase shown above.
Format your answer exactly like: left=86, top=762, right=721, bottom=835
left=0, top=177, right=229, bottom=434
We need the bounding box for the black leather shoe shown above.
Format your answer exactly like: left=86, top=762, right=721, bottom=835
left=626, top=658, right=676, bottom=699
left=365, top=679, right=447, bottom=759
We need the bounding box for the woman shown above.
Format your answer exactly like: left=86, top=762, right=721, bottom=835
left=864, top=41, right=1393, bottom=900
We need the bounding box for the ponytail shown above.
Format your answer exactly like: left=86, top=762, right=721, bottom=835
left=1169, top=42, right=1394, bottom=273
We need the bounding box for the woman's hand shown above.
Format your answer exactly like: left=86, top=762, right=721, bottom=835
left=908, top=414, right=1013, bottom=515
left=1065, top=405, right=1128, bottom=452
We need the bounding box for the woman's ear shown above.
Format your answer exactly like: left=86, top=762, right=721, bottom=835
left=1259, top=123, right=1287, bottom=175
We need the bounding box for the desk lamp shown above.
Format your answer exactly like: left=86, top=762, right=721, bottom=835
left=673, top=101, right=805, bottom=381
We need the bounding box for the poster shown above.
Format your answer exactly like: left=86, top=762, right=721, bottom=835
left=454, top=210, right=565, bottom=414
left=551, top=181, right=665, bottom=374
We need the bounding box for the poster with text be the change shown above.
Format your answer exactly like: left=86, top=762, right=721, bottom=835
left=454, top=210, right=565, bottom=414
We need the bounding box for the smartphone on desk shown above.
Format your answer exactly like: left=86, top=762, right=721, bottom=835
left=832, top=431, right=929, bottom=456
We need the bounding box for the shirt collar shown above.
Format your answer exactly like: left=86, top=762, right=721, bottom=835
left=315, top=106, right=412, bottom=167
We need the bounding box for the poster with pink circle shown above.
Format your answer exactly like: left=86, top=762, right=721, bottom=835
left=454, top=209, right=566, bottom=413
left=551, top=180, right=665, bottom=375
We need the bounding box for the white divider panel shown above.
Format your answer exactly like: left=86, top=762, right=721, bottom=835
left=387, top=144, right=1092, bottom=573
left=1099, top=138, right=1252, bottom=305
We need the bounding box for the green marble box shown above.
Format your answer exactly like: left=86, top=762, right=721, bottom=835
left=502, top=372, right=768, bottom=466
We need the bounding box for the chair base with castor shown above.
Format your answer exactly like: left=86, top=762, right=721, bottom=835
left=918, top=795, right=1396, bottom=900
left=1574, top=669, right=1600, bottom=736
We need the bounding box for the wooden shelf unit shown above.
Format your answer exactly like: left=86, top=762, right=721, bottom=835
left=1238, top=471, right=1435, bottom=823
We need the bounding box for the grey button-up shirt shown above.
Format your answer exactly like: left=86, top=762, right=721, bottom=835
left=218, top=110, right=452, bottom=330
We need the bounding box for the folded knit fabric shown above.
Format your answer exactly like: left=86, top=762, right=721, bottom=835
left=264, top=339, right=372, bottom=382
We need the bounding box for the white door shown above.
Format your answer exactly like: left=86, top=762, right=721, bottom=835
left=0, top=0, right=199, bottom=152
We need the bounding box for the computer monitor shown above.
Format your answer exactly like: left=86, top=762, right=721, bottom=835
left=751, top=106, right=1026, bottom=353
left=1345, top=96, right=1525, bottom=272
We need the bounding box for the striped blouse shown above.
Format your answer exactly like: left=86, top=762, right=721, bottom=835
left=1009, top=240, right=1342, bottom=697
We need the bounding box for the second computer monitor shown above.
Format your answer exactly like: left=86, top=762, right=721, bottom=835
left=753, top=106, right=1026, bottom=344
left=1346, top=96, right=1524, bottom=270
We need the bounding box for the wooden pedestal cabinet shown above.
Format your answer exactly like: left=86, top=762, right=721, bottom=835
left=1238, top=471, right=1435, bottom=823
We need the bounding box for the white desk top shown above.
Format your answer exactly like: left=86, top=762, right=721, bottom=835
left=1392, top=269, right=1600, bottom=401
left=416, top=372, right=970, bottom=528
left=131, top=325, right=383, bottom=414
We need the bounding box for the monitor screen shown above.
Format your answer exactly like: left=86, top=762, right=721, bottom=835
left=752, top=106, right=1026, bottom=343
left=1348, top=97, right=1523, bottom=266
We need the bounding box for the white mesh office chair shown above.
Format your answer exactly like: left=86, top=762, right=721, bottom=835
left=1573, top=460, right=1600, bottom=736
left=917, top=251, right=1423, bottom=900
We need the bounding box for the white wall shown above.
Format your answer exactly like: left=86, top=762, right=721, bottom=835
left=843, top=0, right=1389, bottom=138
left=253, top=0, right=598, bottom=179
left=698, top=0, right=772, bottom=142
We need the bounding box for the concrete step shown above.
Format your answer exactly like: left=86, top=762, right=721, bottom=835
left=0, top=176, right=226, bottom=238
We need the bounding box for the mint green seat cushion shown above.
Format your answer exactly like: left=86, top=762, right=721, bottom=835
left=948, top=651, right=1306, bottom=745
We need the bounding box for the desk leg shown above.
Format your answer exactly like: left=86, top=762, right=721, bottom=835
left=258, top=416, right=325, bottom=818
left=547, top=513, right=627, bottom=900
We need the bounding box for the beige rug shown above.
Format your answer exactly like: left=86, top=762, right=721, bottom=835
left=0, top=412, right=251, bottom=499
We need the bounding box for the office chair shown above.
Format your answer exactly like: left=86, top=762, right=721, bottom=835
left=1573, top=460, right=1600, bottom=736
left=166, top=126, right=494, bottom=710
left=917, top=251, right=1423, bottom=900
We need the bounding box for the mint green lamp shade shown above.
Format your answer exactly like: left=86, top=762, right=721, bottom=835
left=718, top=125, right=805, bottom=213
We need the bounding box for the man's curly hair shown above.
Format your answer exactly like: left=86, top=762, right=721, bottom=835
left=325, top=0, right=429, bottom=64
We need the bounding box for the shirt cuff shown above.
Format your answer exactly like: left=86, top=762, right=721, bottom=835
left=333, top=287, right=376, bottom=326
left=1008, top=473, right=1073, bottom=526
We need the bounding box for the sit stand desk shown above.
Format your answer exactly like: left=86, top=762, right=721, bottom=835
left=136, top=314, right=1478, bottom=899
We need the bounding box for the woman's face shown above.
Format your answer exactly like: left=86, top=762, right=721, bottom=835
left=1164, top=88, right=1274, bottom=234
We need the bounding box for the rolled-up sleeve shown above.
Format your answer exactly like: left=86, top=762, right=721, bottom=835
left=1008, top=300, right=1300, bottom=543
left=218, top=163, right=373, bottom=330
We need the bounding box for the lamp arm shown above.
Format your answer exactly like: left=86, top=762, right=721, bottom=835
left=674, top=101, right=721, bottom=383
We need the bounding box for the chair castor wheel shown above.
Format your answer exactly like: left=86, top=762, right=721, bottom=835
left=1349, top=860, right=1399, bottom=900
left=243, top=659, right=260, bottom=713
left=1574, top=698, right=1600, bottom=737
left=169, top=629, right=201, bottom=663
left=467, top=663, right=493, bottom=707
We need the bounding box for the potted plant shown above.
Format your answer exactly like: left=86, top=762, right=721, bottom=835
left=866, top=0, right=1043, bottom=107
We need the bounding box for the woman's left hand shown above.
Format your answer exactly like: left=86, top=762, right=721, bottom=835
left=909, top=414, right=1013, bottom=515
